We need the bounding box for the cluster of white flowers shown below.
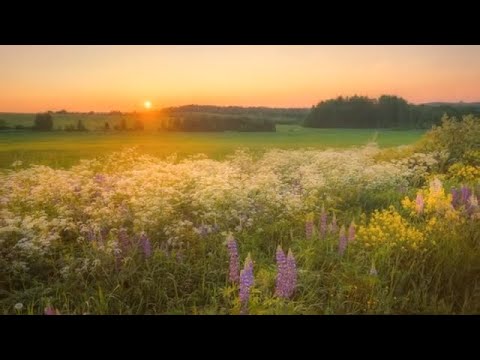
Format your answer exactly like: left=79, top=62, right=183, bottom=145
left=0, top=146, right=433, bottom=254
left=392, top=151, right=440, bottom=185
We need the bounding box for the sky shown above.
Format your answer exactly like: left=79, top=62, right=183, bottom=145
left=1, top=45, right=480, bottom=112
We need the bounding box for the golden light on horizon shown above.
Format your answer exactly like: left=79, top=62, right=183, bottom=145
left=1, top=45, right=480, bottom=112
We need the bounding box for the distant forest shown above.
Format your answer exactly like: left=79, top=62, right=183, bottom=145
left=304, top=95, right=480, bottom=129
left=160, top=113, right=275, bottom=132
left=163, top=105, right=309, bottom=119
left=160, top=105, right=309, bottom=132
left=1, top=97, right=479, bottom=132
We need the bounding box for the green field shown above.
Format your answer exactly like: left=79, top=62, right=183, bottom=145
left=0, top=110, right=304, bottom=131
left=1, top=115, right=478, bottom=315
left=0, top=112, right=142, bottom=130
left=0, top=125, right=425, bottom=168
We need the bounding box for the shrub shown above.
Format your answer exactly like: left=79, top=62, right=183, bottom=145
left=0, top=119, right=9, bottom=130
left=417, top=114, right=480, bottom=169
left=33, top=113, right=54, bottom=131
left=76, top=119, right=87, bottom=131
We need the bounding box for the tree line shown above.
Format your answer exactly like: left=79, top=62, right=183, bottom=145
left=164, top=105, right=309, bottom=119
left=29, top=114, right=145, bottom=132
left=160, top=113, right=276, bottom=132
left=3, top=97, right=479, bottom=132
left=304, top=95, right=480, bottom=129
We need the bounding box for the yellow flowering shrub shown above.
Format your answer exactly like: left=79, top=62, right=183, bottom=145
left=357, top=207, right=425, bottom=250
left=462, top=149, right=480, bottom=166
left=401, top=178, right=460, bottom=221
left=447, top=163, right=480, bottom=183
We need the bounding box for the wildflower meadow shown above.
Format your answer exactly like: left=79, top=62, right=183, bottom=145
left=1, top=115, right=479, bottom=314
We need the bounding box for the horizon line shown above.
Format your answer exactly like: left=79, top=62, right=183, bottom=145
left=2, top=99, right=480, bottom=114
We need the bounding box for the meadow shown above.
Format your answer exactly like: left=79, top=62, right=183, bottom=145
left=0, top=116, right=479, bottom=315
left=0, top=125, right=424, bottom=169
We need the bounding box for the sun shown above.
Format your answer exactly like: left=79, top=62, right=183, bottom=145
left=144, top=100, right=152, bottom=109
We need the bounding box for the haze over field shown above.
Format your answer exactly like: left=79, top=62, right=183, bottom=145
left=1, top=45, right=480, bottom=112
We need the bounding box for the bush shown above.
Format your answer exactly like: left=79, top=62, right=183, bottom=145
left=0, top=119, right=9, bottom=130
left=76, top=119, right=87, bottom=131
left=417, top=114, right=480, bottom=169
left=33, top=113, right=53, bottom=131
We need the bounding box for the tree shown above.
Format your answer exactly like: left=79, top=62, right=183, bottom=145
left=76, top=119, right=87, bottom=131
left=120, top=118, right=127, bottom=131
left=302, top=95, right=480, bottom=129
left=33, top=113, right=53, bottom=131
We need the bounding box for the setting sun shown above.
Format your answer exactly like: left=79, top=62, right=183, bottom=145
left=144, top=100, right=152, bottom=109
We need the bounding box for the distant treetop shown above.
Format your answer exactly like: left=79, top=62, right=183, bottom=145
left=304, top=95, right=480, bottom=129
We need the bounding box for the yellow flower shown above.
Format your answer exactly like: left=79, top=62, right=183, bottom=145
left=447, top=163, right=480, bottom=183
left=403, top=178, right=461, bottom=222
left=357, top=207, right=424, bottom=250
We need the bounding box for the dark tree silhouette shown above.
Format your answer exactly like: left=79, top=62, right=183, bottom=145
left=119, top=118, right=127, bottom=131
left=76, top=119, right=87, bottom=131
left=304, top=95, right=480, bottom=129
left=33, top=113, right=53, bottom=131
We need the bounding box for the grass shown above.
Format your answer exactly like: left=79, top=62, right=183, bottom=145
left=1, top=116, right=479, bottom=315
left=0, top=112, right=140, bottom=130
left=0, top=125, right=424, bottom=168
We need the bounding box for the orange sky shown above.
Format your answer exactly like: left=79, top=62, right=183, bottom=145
left=1, top=45, right=480, bottom=112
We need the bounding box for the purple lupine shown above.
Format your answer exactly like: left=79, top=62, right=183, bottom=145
left=239, top=253, right=254, bottom=314
left=329, top=212, right=338, bottom=234
left=115, top=228, right=130, bottom=269
left=86, top=228, right=96, bottom=242
left=139, top=232, right=152, bottom=258
left=415, top=193, right=424, bottom=214
left=348, top=221, right=356, bottom=242
left=275, top=245, right=288, bottom=298
left=275, top=246, right=297, bottom=299
left=118, top=228, right=130, bottom=252
left=461, top=186, right=472, bottom=205
left=226, top=234, right=240, bottom=284
left=99, top=227, right=109, bottom=245
left=285, top=249, right=297, bottom=298
left=319, top=206, right=328, bottom=239
left=451, top=188, right=460, bottom=209
left=305, top=213, right=314, bottom=240
left=338, top=226, right=347, bottom=256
